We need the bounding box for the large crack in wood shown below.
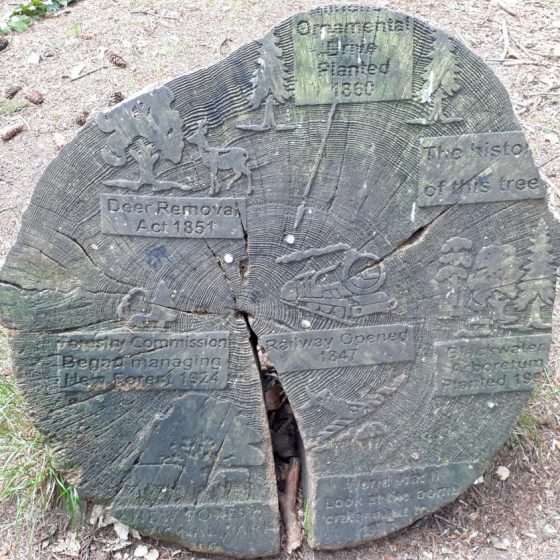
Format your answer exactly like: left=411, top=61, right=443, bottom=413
left=240, top=311, right=303, bottom=553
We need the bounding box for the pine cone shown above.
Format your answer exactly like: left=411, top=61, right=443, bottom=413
left=75, top=109, right=90, bottom=127
left=24, top=89, right=44, bottom=105
left=108, top=91, right=124, bottom=105
left=0, top=38, right=8, bottom=52
left=5, top=85, right=22, bottom=100
left=1, top=123, right=25, bottom=142
left=107, top=52, right=127, bottom=68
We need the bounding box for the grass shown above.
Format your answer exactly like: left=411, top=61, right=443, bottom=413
left=0, top=330, right=82, bottom=554
left=0, top=99, right=30, bottom=118
left=67, top=21, right=82, bottom=38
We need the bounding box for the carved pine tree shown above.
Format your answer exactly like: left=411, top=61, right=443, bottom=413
left=408, top=31, right=463, bottom=125
left=435, top=237, right=472, bottom=316
left=516, top=220, right=556, bottom=327
left=237, top=30, right=293, bottom=131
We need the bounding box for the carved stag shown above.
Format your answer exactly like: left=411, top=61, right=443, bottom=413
left=186, top=118, right=253, bottom=195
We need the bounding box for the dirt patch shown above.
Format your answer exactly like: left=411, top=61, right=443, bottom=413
left=0, top=0, right=559, bottom=559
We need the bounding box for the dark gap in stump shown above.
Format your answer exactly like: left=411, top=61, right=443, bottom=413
left=240, top=311, right=303, bottom=552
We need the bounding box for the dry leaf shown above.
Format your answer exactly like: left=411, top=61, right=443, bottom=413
left=70, top=62, right=86, bottom=80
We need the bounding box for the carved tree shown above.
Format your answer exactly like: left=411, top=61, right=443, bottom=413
left=96, top=86, right=188, bottom=191
left=516, top=220, right=557, bottom=327
left=408, top=31, right=463, bottom=125
left=435, top=237, right=472, bottom=316
left=237, top=30, right=294, bottom=132
left=467, top=244, right=523, bottom=323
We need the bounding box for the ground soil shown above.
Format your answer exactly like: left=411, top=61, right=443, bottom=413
left=0, top=1, right=559, bottom=559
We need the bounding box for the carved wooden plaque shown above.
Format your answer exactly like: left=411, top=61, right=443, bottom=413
left=0, top=5, right=558, bottom=557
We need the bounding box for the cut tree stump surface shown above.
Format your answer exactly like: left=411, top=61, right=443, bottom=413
left=0, top=5, right=559, bottom=557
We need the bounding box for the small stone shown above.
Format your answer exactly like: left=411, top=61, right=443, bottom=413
left=145, top=551, right=159, bottom=560
left=490, top=535, right=510, bottom=550
left=474, top=475, right=484, bottom=485
left=89, top=504, right=105, bottom=525
left=133, top=544, right=148, bottom=557
left=53, top=133, right=66, bottom=150
left=542, top=523, right=556, bottom=535
left=495, top=465, right=510, bottom=481
left=113, top=520, right=130, bottom=540
left=0, top=37, right=9, bottom=52
left=27, top=52, right=42, bottom=65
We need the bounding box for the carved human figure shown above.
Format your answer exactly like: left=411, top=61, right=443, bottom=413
left=467, top=245, right=523, bottom=323
left=516, top=220, right=556, bottom=327
left=435, top=237, right=473, bottom=316
left=96, top=87, right=187, bottom=191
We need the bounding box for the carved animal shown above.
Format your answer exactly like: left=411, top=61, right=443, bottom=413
left=186, top=118, right=253, bottom=195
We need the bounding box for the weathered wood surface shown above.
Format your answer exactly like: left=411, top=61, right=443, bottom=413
left=0, top=5, right=558, bottom=556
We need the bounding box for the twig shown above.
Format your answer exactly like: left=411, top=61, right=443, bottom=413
left=525, top=85, right=560, bottom=98
left=70, top=64, right=107, bottom=82
left=497, top=2, right=518, bottom=17
left=130, top=9, right=179, bottom=20
left=509, top=34, right=536, bottom=60
left=487, top=59, right=560, bottom=67
left=278, top=457, right=302, bottom=554
left=539, top=154, right=560, bottom=169
left=500, top=19, right=511, bottom=60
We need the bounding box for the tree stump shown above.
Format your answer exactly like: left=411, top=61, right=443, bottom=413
left=0, top=5, right=558, bottom=557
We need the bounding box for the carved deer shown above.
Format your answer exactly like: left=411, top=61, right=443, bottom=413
left=186, top=118, right=253, bottom=195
